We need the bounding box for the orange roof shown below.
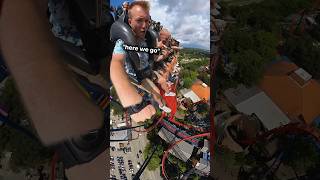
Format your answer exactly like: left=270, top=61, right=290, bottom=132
left=260, top=61, right=320, bottom=124
left=264, top=61, right=298, bottom=76
left=191, top=80, right=210, bottom=101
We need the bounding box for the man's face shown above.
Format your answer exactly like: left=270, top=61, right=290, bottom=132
left=128, top=6, right=150, bottom=40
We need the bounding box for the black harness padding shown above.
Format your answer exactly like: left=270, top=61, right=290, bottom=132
left=54, top=124, right=109, bottom=169
left=148, top=24, right=160, bottom=40
left=145, top=27, right=158, bottom=68
left=110, top=14, right=158, bottom=83
left=66, top=0, right=115, bottom=74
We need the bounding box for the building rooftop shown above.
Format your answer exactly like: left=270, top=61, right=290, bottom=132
left=224, top=84, right=261, bottom=106
left=260, top=61, right=320, bottom=124
left=195, top=158, right=210, bottom=174
left=224, top=85, right=291, bottom=130
left=158, top=127, right=194, bottom=162
left=191, top=80, right=210, bottom=101
left=180, top=88, right=201, bottom=103
left=237, top=91, right=291, bottom=130
left=110, top=129, right=129, bottom=147
left=201, top=139, right=209, bottom=153
left=161, top=120, right=200, bottom=146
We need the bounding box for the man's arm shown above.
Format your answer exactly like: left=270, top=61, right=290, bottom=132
left=155, top=71, right=170, bottom=93
left=0, top=0, right=103, bottom=145
left=155, top=49, right=171, bottom=62
left=171, top=45, right=182, bottom=50
left=110, top=54, right=143, bottom=107
left=110, top=54, right=155, bottom=122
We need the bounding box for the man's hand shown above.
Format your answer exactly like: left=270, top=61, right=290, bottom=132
left=162, top=49, right=170, bottom=57
left=154, top=70, right=166, bottom=84
left=130, top=104, right=156, bottom=122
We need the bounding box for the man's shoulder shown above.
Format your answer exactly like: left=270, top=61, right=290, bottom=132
left=113, top=39, right=126, bottom=55
left=115, top=39, right=124, bottom=44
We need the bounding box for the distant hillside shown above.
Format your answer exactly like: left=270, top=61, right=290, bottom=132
left=180, top=48, right=210, bottom=59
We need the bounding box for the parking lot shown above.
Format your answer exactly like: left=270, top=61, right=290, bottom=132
left=109, top=145, right=144, bottom=180
left=110, top=110, right=162, bottom=180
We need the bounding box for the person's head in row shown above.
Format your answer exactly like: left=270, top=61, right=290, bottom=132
left=159, top=28, right=171, bottom=45
left=122, top=1, right=130, bottom=10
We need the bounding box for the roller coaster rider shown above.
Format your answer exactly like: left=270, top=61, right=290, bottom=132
left=110, top=1, right=172, bottom=123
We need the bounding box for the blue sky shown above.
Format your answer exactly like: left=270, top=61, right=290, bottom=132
left=109, top=0, right=210, bottom=50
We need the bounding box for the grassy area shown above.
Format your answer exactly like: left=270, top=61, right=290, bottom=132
left=178, top=48, right=210, bottom=88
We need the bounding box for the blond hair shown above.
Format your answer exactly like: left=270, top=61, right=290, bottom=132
left=128, top=1, right=150, bottom=18
left=160, top=28, right=170, bottom=36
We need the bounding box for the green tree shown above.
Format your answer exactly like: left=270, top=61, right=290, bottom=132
left=180, top=48, right=209, bottom=60
left=228, top=0, right=313, bottom=22
left=110, top=86, right=119, bottom=99
left=230, top=50, right=264, bottom=86
left=168, top=154, right=177, bottom=164
left=146, top=127, right=160, bottom=142
left=0, top=78, right=27, bottom=124
left=230, top=5, right=253, bottom=25
left=189, top=71, right=198, bottom=81
left=280, top=135, right=320, bottom=172
left=6, top=127, right=53, bottom=172
left=277, top=0, right=313, bottom=16
left=284, top=35, right=320, bottom=79
left=223, top=28, right=277, bottom=60
left=177, top=159, right=187, bottom=172
left=167, top=154, right=188, bottom=177
left=196, top=103, right=209, bottom=116
left=247, top=8, right=279, bottom=32
left=197, top=71, right=210, bottom=85
left=183, top=77, right=193, bottom=89
left=143, top=143, right=164, bottom=171
left=191, top=174, right=200, bottom=180
left=222, top=26, right=255, bottom=53
left=110, top=101, right=123, bottom=116
left=253, top=31, right=278, bottom=61
left=147, top=154, right=161, bottom=171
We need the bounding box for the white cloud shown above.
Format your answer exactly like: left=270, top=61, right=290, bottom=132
left=149, top=0, right=210, bottom=50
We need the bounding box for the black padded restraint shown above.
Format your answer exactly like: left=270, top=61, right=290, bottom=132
left=110, top=16, right=158, bottom=83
